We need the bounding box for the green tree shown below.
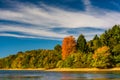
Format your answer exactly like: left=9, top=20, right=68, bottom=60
left=113, top=54, right=120, bottom=67
left=112, top=44, right=120, bottom=55
left=100, top=25, right=120, bottom=49
left=54, top=44, right=62, bottom=53
left=92, top=35, right=102, bottom=50
left=77, top=34, right=87, bottom=53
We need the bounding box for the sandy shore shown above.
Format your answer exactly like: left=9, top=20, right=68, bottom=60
left=0, top=68, right=45, bottom=71
left=1, top=68, right=120, bottom=72
left=45, top=68, right=120, bottom=72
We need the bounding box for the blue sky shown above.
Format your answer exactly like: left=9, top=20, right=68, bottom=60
left=0, top=0, right=120, bottom=57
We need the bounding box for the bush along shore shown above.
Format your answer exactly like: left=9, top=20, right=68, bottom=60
left=0, top=25, right=120, bottom=69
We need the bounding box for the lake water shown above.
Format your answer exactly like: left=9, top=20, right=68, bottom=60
left=0, top=70, right=120, bottom=80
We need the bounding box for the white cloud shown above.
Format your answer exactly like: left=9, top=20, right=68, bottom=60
left=0, top=1, right=120, bottom=40
left=0, top=25, right=69, bottom=39
left=0, top=3, right=119, bottom=28
left=0, top=33, right=36, bottom=38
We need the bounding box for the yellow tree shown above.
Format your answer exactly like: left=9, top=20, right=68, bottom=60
left=62, top=36, right=76, bottom=60
left=92, top=46, right=112, bottom=68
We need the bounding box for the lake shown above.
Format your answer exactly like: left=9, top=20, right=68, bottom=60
left=0, top=70, right=120, bottom=80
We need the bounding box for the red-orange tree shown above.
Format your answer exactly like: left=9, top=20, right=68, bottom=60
left=62, top=36, right=76, bottom=60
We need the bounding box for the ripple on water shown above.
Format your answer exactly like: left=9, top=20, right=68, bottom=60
left=0, top=70, right=120, bottom=80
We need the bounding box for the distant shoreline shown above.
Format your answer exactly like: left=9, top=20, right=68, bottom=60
left=1, top=68, right=120, bottom=72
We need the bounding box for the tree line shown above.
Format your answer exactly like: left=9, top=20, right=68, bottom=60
left=0, top=25, right=120, bottom=69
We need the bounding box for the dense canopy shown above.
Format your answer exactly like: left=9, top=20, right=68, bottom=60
left=0, top=25, right=120, bottom=69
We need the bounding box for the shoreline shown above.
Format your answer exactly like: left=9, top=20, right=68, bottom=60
left=1, top=68, right=120, bottom=72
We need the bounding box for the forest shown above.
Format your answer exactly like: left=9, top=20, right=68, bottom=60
left=0, top=25, right=120, bottom=69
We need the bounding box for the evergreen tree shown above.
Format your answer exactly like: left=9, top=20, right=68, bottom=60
left=54, top=44, right=62, bottom=53
left=92, top=35, right=102, bottom=50
left=100, top=25, right=120, bottom=48
left=77, top=34, right=87, bottom=53
left=112, top=44, right=120, bottom=55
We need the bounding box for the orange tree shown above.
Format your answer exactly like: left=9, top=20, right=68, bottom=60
left=62, top=36, right=76, bottom=60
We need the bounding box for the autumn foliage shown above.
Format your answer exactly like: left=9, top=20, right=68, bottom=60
left=92, top=46, right=111, bottom=68
left=62, top=36, right=76, bottom=60
left=93, top=46, right=110, bottom=59
left=0, top=25, right=120, bottom=69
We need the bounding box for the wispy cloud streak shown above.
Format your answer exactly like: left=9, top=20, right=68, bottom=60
left=0, top=1, right=119, bottom=40
left=0, top=25, right=69, bottom=40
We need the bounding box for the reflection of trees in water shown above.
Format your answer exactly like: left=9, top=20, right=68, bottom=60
left=61, top=73, right=83, bottom=80
left=60, top=72, right=119, bottom=80
left=3, top=76, right=42, bottom=80
left=61, top=76, right=79, bottom=80
left=92, top=78, right=115, bottom=80
left=61, top=73, right=73, bottom=80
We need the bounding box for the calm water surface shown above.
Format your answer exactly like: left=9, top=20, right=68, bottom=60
left=0, top=70, right=120, bottom=80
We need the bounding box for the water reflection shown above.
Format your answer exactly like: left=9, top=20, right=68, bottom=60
left=0, top=70, right=120, bottom=80
left=61, top=72, right=120, bottom=80
left=0, top=75, right=43, bottom=80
